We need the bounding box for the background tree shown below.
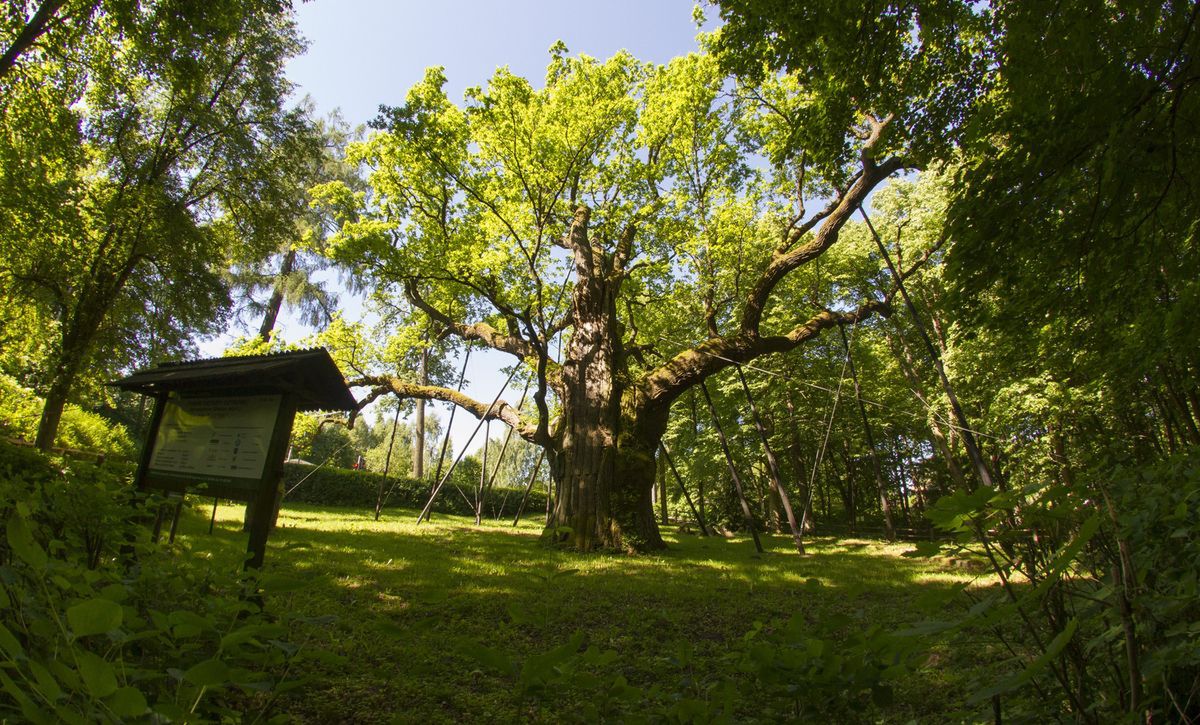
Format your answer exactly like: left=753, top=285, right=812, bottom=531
left=0, top=0, right=322, bottom=450
left=712, top=1, right=1200, bottom=717
left=227, top=108, right=362, bottom=342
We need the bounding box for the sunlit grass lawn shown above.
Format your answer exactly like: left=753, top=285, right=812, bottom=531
left=170, top=500, right=990, bottom=723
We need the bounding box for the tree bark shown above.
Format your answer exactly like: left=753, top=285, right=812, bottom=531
left=35, top=305, right=103, bottom=450
left=545, top=208, right=663, bottom=551
left=0, top=0, right=72, bottom=82
left=257, top=248, right=296, bottom=341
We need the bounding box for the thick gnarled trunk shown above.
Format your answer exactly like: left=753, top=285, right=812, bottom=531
left=544, top=207, right=664, bottom=552
left=547, top=385, right=666, bottom=552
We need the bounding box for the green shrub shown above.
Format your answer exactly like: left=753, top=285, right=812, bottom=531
left=282, top=462, right=548, bottom=518
left=0, top=441, right=333, bottom=722
left=0, top=374, right=133, bottom=457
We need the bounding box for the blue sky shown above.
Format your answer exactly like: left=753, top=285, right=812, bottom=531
left=235, top=0, right=716, bottom=458
left=286, top=0, right=713, bottom=128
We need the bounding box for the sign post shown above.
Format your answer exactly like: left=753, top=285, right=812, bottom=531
left=112, top=349, right=356, bottom=570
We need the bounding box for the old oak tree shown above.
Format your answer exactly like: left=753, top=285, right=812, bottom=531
left=321, top=49, right=914, bottom=551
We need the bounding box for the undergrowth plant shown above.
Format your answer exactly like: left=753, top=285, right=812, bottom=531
left=0, top=441, right=343, bottom=722
left=910, top=447, right=1200, bottom=722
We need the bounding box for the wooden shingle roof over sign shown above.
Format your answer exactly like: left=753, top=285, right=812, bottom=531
left=110, top=348, right=357, bottom=412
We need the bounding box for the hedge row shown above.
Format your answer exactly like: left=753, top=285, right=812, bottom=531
left=281, top=462, right=549, bottom=519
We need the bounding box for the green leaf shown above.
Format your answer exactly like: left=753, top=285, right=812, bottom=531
left=67, top=598, right=123, bottom=638
left=970, top=619, right=1079, bottom=704
left=28, top=660, right=62, bottom=701
left=76, top=650, right=118, bottom=698
left=220, top=623, right=286, bottom=650
left=106, top=686, right=148, bottom=717
left=0, top=669, right=50, bottom=724
left=299, top=649, right=348, bottom=666
left=183, top=658, right=230, bottom=688
left=6, top=512, right=47, bottom=570
left=0, top=622, right=24, bottom=658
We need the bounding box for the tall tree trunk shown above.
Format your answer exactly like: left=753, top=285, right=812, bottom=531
left=546, top=210, right=662, bottom=551
left=546, top=392, right=665, bottom=551
left=258, top=248, right=296, bottom=341
left=35, top=309, right=102, bottom=450
left=35, top=364, right=74, bottom=451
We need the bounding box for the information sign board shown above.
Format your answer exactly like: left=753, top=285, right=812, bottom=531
left=146, top=393, right=282, bottom=492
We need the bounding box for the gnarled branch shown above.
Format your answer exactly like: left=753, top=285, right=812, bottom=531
left=645, top=297, right=892, bottom=407
left=352, top=375, right=540, bottom=443
left=404, top=280, right=536, bottom=360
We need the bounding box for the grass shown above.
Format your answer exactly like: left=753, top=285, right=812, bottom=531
left=169, top=500, right=994, bottom=723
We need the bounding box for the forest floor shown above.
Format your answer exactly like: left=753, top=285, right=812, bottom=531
left=170, top=501, right=1000, bottom=723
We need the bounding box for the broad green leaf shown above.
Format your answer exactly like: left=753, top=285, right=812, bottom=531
left=28, top=660, right=61, bottom=701
left=0, top=622, right=23, bottom=657
left=6, top=512, right=47, bottom=570
left=107, top=686, right=149, bottom=717
left=0, top=669, right=51, bottom=723
left=67, top=598, right=123, bottom=638
left=76, top=650, right=118, bottom=698
left=183, top=658, right=230, bottom=688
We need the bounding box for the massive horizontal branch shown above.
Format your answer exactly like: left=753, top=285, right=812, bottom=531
left=740, top=154, right=903, bottom=334
left=645, top=298, right=892, bottom=407
left=352, top=375, right=539, bottom=443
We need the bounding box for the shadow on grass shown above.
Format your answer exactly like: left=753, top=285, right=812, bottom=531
left=166, top=501, right=982, bottom=723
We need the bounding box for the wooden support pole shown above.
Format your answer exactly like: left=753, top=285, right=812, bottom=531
left=246, top=396, right=296, bottom=570
left=698, top=380, right=763, bottom=553
left=167, top=498, right=183, bottom=544
left=736, top=365, right=804, bottom=553
left=658, top=452, right=668, bottom=525
left=838, top=324, right=896, bottom=539
left=480, top=380, right=529, bottom=521
left=660, top=443, right=710, bottom=536
left=209, top=497, right=219, bottom=535
left=425, top=347, right=471, bottom=521
left=475, top=420, right=490, bottom=524
left=511, top=450, right=546, bottom=527
left=374, top=402, right=403, bottom=520
left=861, top=208, right=995, bottom=491
left=417, top=367, right=517, bottom=524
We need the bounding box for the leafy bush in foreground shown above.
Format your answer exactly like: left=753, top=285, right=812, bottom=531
left=0, top=441, right=339, bottom=722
